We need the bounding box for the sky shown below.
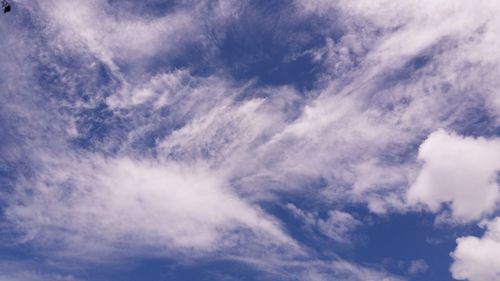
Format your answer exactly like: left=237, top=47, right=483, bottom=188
left=0, top=0, right=499, bottom=281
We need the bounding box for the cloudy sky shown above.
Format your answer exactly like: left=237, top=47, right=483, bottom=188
left=0, top=0, right=499, bottom=280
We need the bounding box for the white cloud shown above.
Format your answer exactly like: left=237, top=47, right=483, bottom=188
left=26, top=0, right=193, bottom=70
left=408, top=259, right=429, bottom=275
left=6, top=153, right=294, bottom=256
left=17, top=0, right=245, bottom=75
left=0, top=262, right=81, bottom=281
left=232, top=0, right=500, bottom=213
left=451, top=217, right=500, bottom=281
left=295, top=0, right=500, bottom=123
left=4, top=0, right=500, bottom=279
left=287, top=204, right=361, bottom=243
left=407, top=130, right=500, bottom=222
left=330, top=261, right=406, bottom=281
left=317, top=211, right=361, bottom=243
left=11, top=0, right=500, bottom=215
left=287, top=203, right=318, bottom=226
left=92, top=0, right=500, bottom=218
left=237, top=255, right=406, bottom=281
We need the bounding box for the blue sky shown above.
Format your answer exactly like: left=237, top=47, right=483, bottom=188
left=0, top=1, right=500, bottom=281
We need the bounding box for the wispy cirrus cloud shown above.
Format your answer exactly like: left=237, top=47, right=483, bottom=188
left=6, top=154, right=294, bottom=256
left=287, top=203, right=361, bottom=244
left=0, top=262, right=81, bottom=281
left=1, top=0, right=500, bottom=280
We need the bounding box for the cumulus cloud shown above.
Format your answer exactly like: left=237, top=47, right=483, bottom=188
left=407, top=130, right=500, bottom=222
left=451, top=217, right=500, bottom=281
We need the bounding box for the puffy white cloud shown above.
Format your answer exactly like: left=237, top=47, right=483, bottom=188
left=407, top=130, right=500, bottom=222
left=451, top=217, right=500, bottom=281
